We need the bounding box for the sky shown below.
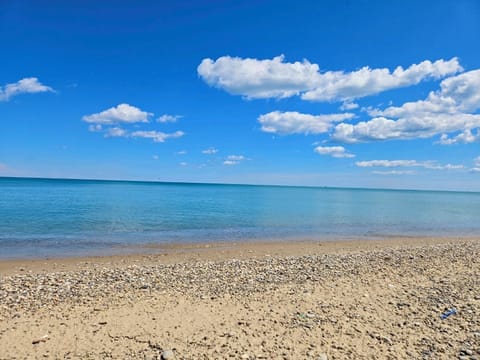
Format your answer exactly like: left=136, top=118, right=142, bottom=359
left=1, top=0, right=480, bottom=191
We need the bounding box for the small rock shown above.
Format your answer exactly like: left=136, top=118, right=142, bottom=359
left=161, top=350, right=174, bottom=360
left=317, top=353, right=328, bottom=360
left=32, top=334, right=50, bottom=345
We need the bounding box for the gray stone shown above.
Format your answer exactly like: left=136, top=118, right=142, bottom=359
left=317, top=353, right=328, bottom=360
left=161, top=350, right=174, bottom=360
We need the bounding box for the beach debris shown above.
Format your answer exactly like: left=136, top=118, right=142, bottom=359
left=440, top=307, right=457, bottom=320
left=32, top=334, right=50, bottom=345
left=317, top=354, right=328, bottom=360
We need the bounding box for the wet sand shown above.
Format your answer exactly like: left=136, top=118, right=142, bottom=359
left=1, top=237, right=479, bottom=359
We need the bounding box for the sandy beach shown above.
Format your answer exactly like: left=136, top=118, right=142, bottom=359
left=1, top=237, right=479, bottom=359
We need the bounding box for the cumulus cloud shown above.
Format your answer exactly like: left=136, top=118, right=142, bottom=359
left=333, top=70, right=480, bottom=143
left=223, top=155, right=246, bottom=165
left=302, top=58, right=462, bottom=101
left=157, top=114, right=182, bottom=123
left=438, top=129, right=480, bottom=145
left=0, top=77, right=54, bottom=101
left=314, top=146, right=355, bottom=158
left=83, top=104, right=185, bottom=144
left=131, top=130, right=184, bottom=143
left=356, top=159, right=464, bottom=170
left=258, top=111, right=354, bottom=135
left=198, top=55, right=461, bottom=101
left=198, top=55, right=322, bottom=99
left=340, top=101, right=359, bottom=111
left=82, top=103, right=152, bottom=125
left=105, top=127, right=127, bottom=138
left=202, top=147, right=218, bottom=154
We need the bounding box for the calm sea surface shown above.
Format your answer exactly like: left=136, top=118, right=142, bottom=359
left=1, top=177, right=479, bottom=259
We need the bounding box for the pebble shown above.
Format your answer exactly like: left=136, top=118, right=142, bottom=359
left=161, top=349, right=174, bottom=360
left=0, top=240, right=479, bottom=359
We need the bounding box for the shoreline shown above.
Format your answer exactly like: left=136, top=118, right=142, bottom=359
left=0, top=235, right=477, bottom=276
left=1, top=236, right=479, bottom=359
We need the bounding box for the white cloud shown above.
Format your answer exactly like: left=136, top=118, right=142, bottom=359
left=198, top=55, right=461, bottom=101
left=226, top=155, right=245, bottom=161
left=88, top=124, right=103, bottom=132
left=176, top=150, right=187, bottom=155
left=152, top=155, right=159, bottom=160
left=83, top=105, right=184, bottom=144
left=333, top=70, right=480, bottom=143
left=302, top=58, right=462, bottom=101
left=131, top=130, right=184, bottom=143
left=471, top=156, right=480, bottom=172
left=0, top=77, right=54, bottom=101
left=356, top=160, right=423, bottom=167
left=198, top=55, right=322, bottom=99
left=105, top=127, right=127, bottom=138
left=258, top=111, right=354, bottom=135
left=223, top=155, right=246, bottom=165
left=356, top=159, right=464, bottom=170
left=157, top=114, right=182, bottom=123
left=340, top=101, right=359, bottom=110
left=314, top=146, right=355, bottom=158
left=82, top=103, right=152, bottom=125
left=475, top=156, right=480, bottom=167
left=442, top=164, right=465, bottom=170
left=372, top=170, right=415, bottom=175
left=202, top=147, right=218, bottom=154
left=179, top=162, right=187, bottom=166
left=439, top=129, right=480, bottom=144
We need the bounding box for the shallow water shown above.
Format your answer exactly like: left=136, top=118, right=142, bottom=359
left=1, top=177, right=479, bottom=258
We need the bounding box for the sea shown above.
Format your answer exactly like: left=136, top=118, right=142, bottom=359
left=1, top=177, right=479, bottom=259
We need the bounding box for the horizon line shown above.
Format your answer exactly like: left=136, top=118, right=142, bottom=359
left=1, top=175, right=479, bottom=195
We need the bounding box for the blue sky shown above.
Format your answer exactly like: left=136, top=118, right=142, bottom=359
left=1, top=0, right=480, bottom=191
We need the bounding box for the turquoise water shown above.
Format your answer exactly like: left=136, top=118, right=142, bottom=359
left=1, top=177, right=480, bottom=259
